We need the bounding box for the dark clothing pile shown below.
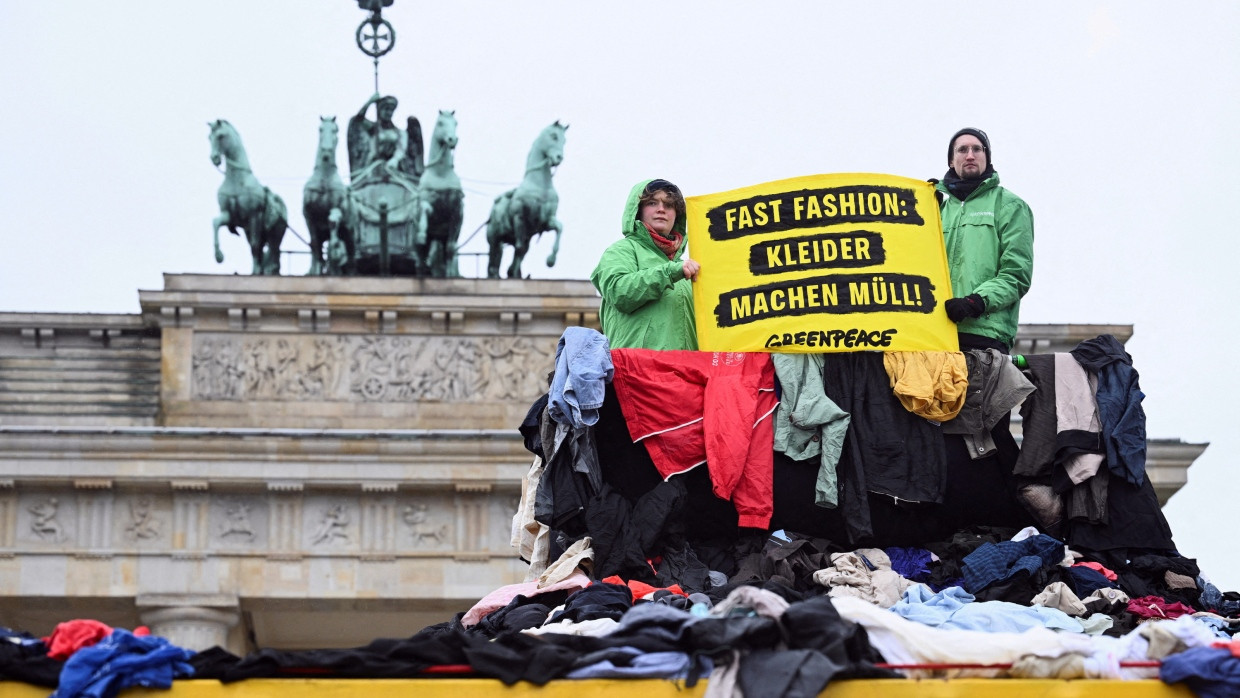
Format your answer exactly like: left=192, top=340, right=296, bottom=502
left=183, top=582, right=895, bottom=691
left=2, top=332, right=1231, bottom=697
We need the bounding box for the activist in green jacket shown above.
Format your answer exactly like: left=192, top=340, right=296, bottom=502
left=936, top=128, right=1034, bottom=350
left=590, top=179, right=699, bottom=351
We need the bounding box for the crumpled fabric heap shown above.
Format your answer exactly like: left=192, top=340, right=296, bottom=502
left=833, top=594, right=1095, bottom=679
left=812, top=548, right=914, bottom=608
left=1031, top=581, right=1088, bottom=616
left=461, top=571, right=592, bottom=627
left=703, top=585, right=896, bottom=698
left=1127, top=595, right=1197, bottom=621
left=44, top=621, right=150, bottom=661
left=731, top=533, right=844, bottom=593
left=1160, top=645, right=1240, bottom=698
left=51, top=629, right=194, bottom=698
left=960, top=533, right=1065, bottom=594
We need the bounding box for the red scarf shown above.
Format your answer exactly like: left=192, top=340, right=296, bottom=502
left=644, top=223, right=683, bottom=259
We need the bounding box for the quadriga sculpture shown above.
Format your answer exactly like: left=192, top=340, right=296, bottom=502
left=418, top=111, right=464, bottom=278
left=485, top=121, right=567, bottom=279
left=209, top=120, right=288, bottom=275
left=344, top=93, right=428, bottom=276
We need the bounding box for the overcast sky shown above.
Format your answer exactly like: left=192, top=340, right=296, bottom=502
left=2, top=2, right=1239, bottom=586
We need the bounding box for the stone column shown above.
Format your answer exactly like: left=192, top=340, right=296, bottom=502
left=136, top=594, right=240, bottom=651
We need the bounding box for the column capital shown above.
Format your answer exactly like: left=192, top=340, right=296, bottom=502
left=136, top=594, right=241, bottom=651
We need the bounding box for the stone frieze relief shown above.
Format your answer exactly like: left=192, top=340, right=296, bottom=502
left=403, top=503, right=451, bottom=547
left=126, top=496, right=162, bottom=541
left=192, top=334, right=550, bottom=402
left=28, top=497, right=65, bottom=542
left=2, top=493, right=503, bottom=555
left=193, top=336, right=344, bottom=401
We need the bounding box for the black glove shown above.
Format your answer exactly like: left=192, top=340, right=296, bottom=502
left=944, top=294, right=985, bottom=323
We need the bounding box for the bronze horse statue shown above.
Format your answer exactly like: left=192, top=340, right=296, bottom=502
left=418, top=110, right=464, bottom=277
left=209, top=120, right=288, bottom=275
left=302, top=116, right=352, bottom=275
left=486, top=121, right=567, bottom=278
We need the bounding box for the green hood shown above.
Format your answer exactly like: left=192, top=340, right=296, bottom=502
left=621, top=179, right=688, bottom=254
left=589, top=179, right=698, bottom=351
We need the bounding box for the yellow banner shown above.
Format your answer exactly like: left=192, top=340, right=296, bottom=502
left=686, top=173, right=958, bottom=353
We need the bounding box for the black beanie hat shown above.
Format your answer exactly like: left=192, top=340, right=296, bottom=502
left=948, top=127, right=991, bottom=165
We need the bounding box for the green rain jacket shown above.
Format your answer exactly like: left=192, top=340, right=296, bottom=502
left=590, top=180, right=697, bottom=351
left=936, top=172, right=1034, bottom=348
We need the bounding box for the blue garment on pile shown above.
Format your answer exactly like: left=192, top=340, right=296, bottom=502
left=0, top=626, right=45, bottom=647
left=548, top=327, right=613, bottom=429
left=1199, top=579, right=1240, bottom=616
left=52, top=629, right=195, bottom=698
left=565, top=646, right=713, bottom=679
left=1066, top=565, right=1116, bottom=598
left=960, top=534, right=1064, bottom=593
left=889, top=584, right=1082, bottom=633
left=1159, top=646, right=1240, bottom=698
left=885, top=546, right=934, bottom=583
left=1070, top=334, right=1147, bottom=486
left=1192, top=616, right=1235, bottom=640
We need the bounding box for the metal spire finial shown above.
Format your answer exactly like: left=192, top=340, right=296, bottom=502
left=355, top=0, right=396, bottom=93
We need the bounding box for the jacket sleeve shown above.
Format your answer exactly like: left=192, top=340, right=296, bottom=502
left=973, top=195, right=1033, bottom=312
left=591, top=241, right=684, bottom=314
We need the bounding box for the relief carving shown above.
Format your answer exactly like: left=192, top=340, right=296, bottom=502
left=193, top=334, right=551, bottom=403
left=125, top=496, right=162, bottom=541
left=311, top=504, right=351, bottom=546
left=349, top=337, right=432, bottom=401
left=194, top=336, right=343, bottom=400
left=403, top=504, right=450, bottom=547
left=219, top=501, right=256, bottom=541
left=29, top=498, right=64, bottom=542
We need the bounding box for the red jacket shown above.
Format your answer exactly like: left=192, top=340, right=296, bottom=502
left=610, top=349, right=777, bottom=529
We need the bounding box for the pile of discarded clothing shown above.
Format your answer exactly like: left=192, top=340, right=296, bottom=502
left=0, top=620, right=194, bottom=697
left=6, top=329, right=1240, bottom=697
left=515, top=329, right=1180, bottom=589
left=7, top=566, right=1240, bottom=696
left=494, top=327, right=1240, bottom=692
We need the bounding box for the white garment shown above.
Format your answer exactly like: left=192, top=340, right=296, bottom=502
left=523, top=616, right=618, bottom=637
left=538, top=536, right=593, bottom=587
left=831, top=595, right=1095, bottom=678
left=703, top=650, right=742, bottom=698
left=1011, top=526, right=1041, bottom=541
left=1054, top=353, right=1105, bottom=483
left=512, top=455, right=553, bottom=581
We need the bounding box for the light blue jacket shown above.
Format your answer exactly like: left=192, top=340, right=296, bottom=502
left=548, top=326, right=613, bottom=429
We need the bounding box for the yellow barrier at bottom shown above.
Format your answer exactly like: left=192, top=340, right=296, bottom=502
left=0, top=678, right=1197, bottom=698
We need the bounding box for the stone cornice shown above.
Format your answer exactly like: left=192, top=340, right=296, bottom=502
left=137, top=275, right=601, bottom=332
left=0, top=427, right=530, bottom=487
left=1013, top=323, right=1134, bottom=353
left=135, top=276, right=600, bottom=324
left=0, top=313, right=149, bottom=330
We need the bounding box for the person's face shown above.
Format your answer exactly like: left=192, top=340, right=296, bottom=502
left=378, top=102, right=396, bottom=120
left=951, top=134, right=987, bottom=178
left=640, top=191, right=677, bottom=237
